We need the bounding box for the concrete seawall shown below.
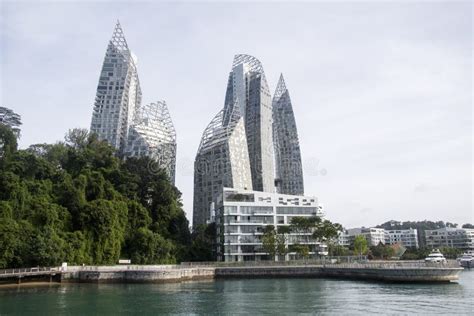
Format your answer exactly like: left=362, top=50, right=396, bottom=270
left=215, top=265, right=461, bottom=282
left=57, top=262, right=462, bottom=284
left=61, top=266, right=215, bottom=283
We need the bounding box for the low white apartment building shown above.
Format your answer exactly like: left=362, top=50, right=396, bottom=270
left=214, top=187, right=326, bottom=262
left=345, top=227, right=386, bottom=247
left=337, top=230, right=352, bottom=247
left=384, top=228, right=419, bottom=248
left=425, top=227, right=474, bottom=251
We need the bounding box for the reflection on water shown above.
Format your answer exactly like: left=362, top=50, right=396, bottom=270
left=0, top=271, right=472, bottom=314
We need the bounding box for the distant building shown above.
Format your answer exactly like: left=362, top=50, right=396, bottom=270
left=385, top=228, right=419, bottom=248
left=123, top=101, right=177, bottom=183
left=343, top=228, right=386, bottom=247
left=0, top=106, right=21, bottom=138
left=337, top=230, right=352, bottom=247
left=425, top=227, right=474, bottom=251
left=90, top=22, right=142, bottom=153
left=215, top=187, right=325, bottom=262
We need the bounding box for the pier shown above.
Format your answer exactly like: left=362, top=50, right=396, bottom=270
left=0, top=267, right=62, bottom=284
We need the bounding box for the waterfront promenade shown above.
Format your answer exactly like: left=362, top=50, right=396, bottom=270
left=1, top=260, right=462, bottom=285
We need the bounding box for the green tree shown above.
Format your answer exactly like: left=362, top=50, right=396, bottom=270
left=0, top=127, right=192, bottom=268
left=0, top=124, right=18, bottom=168
left=81, top=199, right=127, bottom=264
left=291, top=244, right=310, bottom=259
left=328, top=244, right=350, bottom=257
left=187, top=223, right=216, bottom=262
left=276, top=226, right=290, bottom=258
left=261, top=225, right=278, bottom=260
left=125, top=228, right=175, bottom=264
left=370, top=242, right=395, bottom=260
left=353, top=235, right=368, bottom=256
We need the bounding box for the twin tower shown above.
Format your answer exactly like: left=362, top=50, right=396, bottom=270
left=89, top=23, right=304, bottom=228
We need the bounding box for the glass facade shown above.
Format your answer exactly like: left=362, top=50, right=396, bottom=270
left=193, top=55, right=307, bottom=229
left=273, top=74, right=304, bottom=195
left=90, top=22, right=176, bottom=183
left=193, top=106, right=252, bottom=227
left=90, top=22, right=142, bottom=153
left=223, top=55, right=275, bottom=193
left=123, top=101, right=177, bottom=183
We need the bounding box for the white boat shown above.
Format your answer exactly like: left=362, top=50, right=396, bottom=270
left=424, top=249, right=447, bottom=263
left=457, top=252, right=474, bottom=268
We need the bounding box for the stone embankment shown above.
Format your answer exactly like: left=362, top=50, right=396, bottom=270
left=2, top=261, right=462, bottom=285
left=215, top=263, right=462, bottom=282
left=61, top=265, right=215, bottom=283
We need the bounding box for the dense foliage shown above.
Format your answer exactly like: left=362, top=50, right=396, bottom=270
left=0, top=127, right=193, bottom=268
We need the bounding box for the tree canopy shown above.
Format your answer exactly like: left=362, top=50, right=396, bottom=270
left=0, top=127, right=191, bottom=268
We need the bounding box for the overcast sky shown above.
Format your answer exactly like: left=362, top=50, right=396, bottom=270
left=1, top=1, right=472, bottom=228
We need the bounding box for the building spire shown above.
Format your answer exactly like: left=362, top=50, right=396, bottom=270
left=110, top=20, right=129, bottom=52
left=274, top=73, right=288, bottom=100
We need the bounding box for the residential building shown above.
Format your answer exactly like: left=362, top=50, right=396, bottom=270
left=272, top=74, right=304, bottom=195
left=344, top=227, right=386, bottom=247
left=123, top=101, right=177, bottom=183
left=215, top=187, right=325, bottom=262
left=384, top=228, right=419, bottom=248
left=337, top=230, right=352, bottom=248
left=425, top=227, right=474, bottom=251
left=90, top=21, right=142, bottom=153
left=193, top=106, right=253, bottom=227
left=222, top=54, right=275, bottom=193
left=193, top=54, right=309, bottom=229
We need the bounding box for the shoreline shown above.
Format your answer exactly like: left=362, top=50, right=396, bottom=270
left=1, top=261, right=463, bottom=286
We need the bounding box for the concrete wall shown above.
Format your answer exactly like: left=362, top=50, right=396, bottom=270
left=62, top=267, right=215, bottom=283
left=215, top=265, right=461, bottom=282
left=59, top=263, right=462, bottom=283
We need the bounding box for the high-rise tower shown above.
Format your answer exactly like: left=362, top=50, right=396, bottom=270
left=124, top=101, right=177, bottom=184
left=90, top=21, right=142, bottom=153
left=193, top=103, right=252, bottom=227
left=223, top=54, right=275, bottom=193
left=272, top=74, right=304, bottom=195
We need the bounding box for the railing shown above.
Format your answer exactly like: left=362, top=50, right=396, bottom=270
left=0, top=266, right=60, bottom=276
left=322, top=260, right=461, bottom=269
left=180, top=257, right=367, bottom=267
left=180, top=258, right=461, bottom=269
left=2, top=260, right=460, bottom=274
left=67, top=264, right=183, bottom=272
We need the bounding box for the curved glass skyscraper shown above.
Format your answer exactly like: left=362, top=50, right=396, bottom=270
left=223, top=54, right=275, bottom=193
left=193, top=55, right=306, bottom=227
left=90, top=21, right=142, bottom=153
left=272, top=74, right=304, bottom=195
left=124, top=101, right=177, bottom=184
left=90, top=22, right=176, bottom=184
left=193, top=104, right=252, bottom=227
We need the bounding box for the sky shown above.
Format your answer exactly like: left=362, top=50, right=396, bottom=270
left=1, top=0, right=472, bottom=228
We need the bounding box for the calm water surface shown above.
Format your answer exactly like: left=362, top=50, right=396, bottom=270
left=1, top=270, right=473, bottom=315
